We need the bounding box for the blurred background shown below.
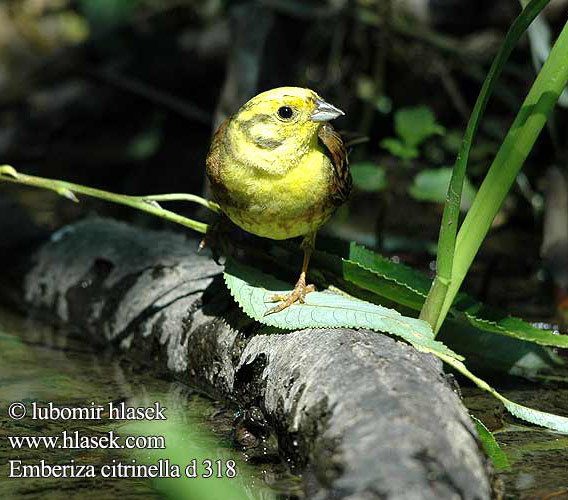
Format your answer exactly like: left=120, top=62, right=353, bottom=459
left=4, top=3, right=568, bottom=498
left=1, top=0, right=568, bottom=319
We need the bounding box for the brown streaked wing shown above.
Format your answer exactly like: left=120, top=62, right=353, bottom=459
left=318, top=123, right=352, bottom=206
left=206, top=117, right=232, bottom=206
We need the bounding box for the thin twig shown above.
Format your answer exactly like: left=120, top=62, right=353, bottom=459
left=540, top=488, right=568, bottom=500
left=137, top=193, right=220, bottom=213
left=0, top=165, right=210, bottom=234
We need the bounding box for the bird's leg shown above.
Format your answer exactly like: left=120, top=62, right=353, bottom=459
left=265, top=232, right=317, bottom=315
left=198, top=214, right=233, bottom=264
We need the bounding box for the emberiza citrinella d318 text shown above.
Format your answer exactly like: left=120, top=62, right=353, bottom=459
left=206, top=87, right=351, bottom=314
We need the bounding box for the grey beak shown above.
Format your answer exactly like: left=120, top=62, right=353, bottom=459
left=310, top=99, right=345, bottom=122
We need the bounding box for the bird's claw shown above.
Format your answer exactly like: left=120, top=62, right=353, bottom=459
left=264, top=284, right=316, bottom=316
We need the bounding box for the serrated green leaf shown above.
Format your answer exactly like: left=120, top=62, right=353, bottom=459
left=344, top=243, right=568, bottom=349
left=346, top=242, right=431, bottom=297
left=224, top=258, right=463, bottom=360
left=225, top=258, right=568, bottom=434
left=453, top=294, right=568, bottom=348
left=464, top=314, right=568, bottom=347
left=439, top=319, right=566, bottom=380
left=342, top=241, right=429, bottom=309
left=471, top=415, right=511, bottom=471
left=439, top=352, right=568, bottom=433
left=394, top=106, right=445, bottom=148
left=351, top=163, right=387, bottom=192
left=342, top=261, right=426, bottom=310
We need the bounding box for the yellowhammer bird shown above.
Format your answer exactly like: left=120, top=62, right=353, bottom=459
left=206, top=87, right=351, bottom=314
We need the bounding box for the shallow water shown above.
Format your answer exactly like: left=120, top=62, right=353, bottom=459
left=0, top=307, right=298, bottom=499
left=463, top=381, right=568, bottom=500
left=3, top=304, right=568, bottom=500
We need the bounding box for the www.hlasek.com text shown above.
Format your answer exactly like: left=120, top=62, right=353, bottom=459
left=9, top=430, right=165, bottom=450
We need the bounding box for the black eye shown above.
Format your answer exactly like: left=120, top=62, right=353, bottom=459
left=278, top=106, right=294, bottom=119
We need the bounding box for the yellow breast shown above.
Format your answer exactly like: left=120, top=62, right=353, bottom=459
left=217, top=144, right=335, bottom=240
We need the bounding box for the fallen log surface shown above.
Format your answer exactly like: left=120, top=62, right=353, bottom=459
left=2, top=216, right=492, bottom=499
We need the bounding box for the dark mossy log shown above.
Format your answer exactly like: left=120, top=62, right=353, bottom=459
left=1, top=216, right=492, bottom=499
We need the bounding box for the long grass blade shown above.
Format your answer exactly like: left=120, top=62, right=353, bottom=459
left=420, top=0, right=551, bottom=328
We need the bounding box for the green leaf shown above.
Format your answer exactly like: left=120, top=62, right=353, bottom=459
left=375, top=95, right=393, bottom=114
left=521, top=1, right=568, bottom=107
left=351, top=163, right=387, bottom=192
left=343, top=243, right=568, bottom=349
left=127, top=125, right=163, bottom=160
left=380, top=138, right=418, bottom=160
left=471, top=415, right=511, bottom=471
left=408, top=168, right=477, bottom=211
left=342, top=261, right=426, bottom=310
left=339, top=241, right=564, bottom=376
left=440, top=353, right=568, bottom=433
left=355, top=78, right=392, bottom=112
left=453, top=295, right=568, bottom=348
left=224, top=258, right=463, bottom=360
left=77, top=0, right=141, bottom=30
left=394, top=106, right=445, bottom=148
left=356, top=75, right=376, bottom=102
left=439, top=319, right=566, bottom=380
left=345, top=242, right=430, bottom=297
left=424, top=0, right=556, bottom=333
left=225, top=258, right=568, bottom=433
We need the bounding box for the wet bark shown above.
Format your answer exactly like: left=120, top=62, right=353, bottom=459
left=0, top=215, right=492, bottom=500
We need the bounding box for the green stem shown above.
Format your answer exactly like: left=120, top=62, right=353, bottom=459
left=419, top=275, right=449, bottom=325
left=434, top=16, right=568, bottom=334
left=0, top=166, right=210, bottom=234
left=136, top=193, right=220, bottom=213
left=420, top=0, right=551, bottom=329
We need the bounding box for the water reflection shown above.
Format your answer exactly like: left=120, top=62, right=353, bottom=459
left=0, top=307, right=292, bottom=499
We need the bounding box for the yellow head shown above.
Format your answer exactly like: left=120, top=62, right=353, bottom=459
left=226, top=87, right=344, bottom=175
